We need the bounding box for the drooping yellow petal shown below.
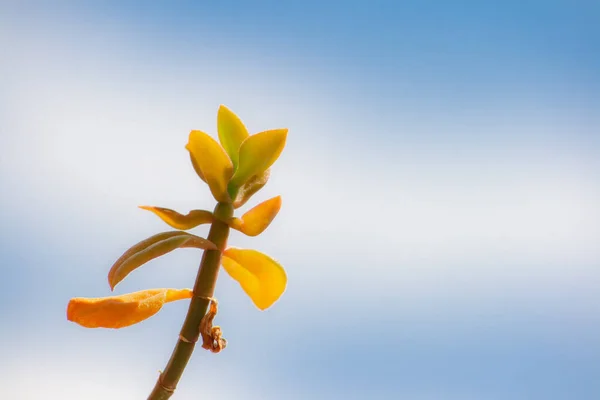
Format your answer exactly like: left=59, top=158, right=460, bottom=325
left=231, top=169, right=270, bottom=209
left=221, top=248, right=287, bottom=310
left=217, top=105, right=249, bottom=170
left=186, top=130, right=233, bottom=203
left=227, top=196, right=281, bottom=236
left=139, top=206, right=214, bottom=230
left=67, top=288, right=192, bottom=329
left=108, top=231, right=217, bottom=290
left=229, top=129, right=287, bottom=189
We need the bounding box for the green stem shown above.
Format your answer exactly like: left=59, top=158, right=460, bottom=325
left=147, top=202, right=233, bottom=400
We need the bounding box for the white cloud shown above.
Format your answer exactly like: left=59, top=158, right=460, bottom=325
left=2, top=15, right=599, bottom=319
left=0, top=342, right=280, bottom=400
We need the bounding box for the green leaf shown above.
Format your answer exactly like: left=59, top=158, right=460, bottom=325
left=108, top=231, right=217, bottom=290
left=217, top=105, right=249, bottom=170
left=229, top=129, right=287, bottom=189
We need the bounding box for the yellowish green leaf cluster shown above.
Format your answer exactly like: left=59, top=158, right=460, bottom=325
left=67, top=105, right=288, bottom=331
left=186, top=105, right=287, bottom=206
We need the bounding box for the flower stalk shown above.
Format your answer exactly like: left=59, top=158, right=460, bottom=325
left=148, top=202, right=233, bottom=400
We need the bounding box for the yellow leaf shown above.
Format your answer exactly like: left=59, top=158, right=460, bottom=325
left=67, top=288, right=192, bottom=329
left=228, top=196, right=281, bottom=236
left=217, top=105, right=249, bottom=170
left=108, top=231, right=217, bottom=290
left=189, top=153, right=206, bottom=183
left=231, top=169, right=270, bottom=209
left=221, top=248, right=287, bottom=310
left=186, top=130, right=233, bottom=203
left=139, top=206, right=214, bottom=230
left=229, top=129, right=287, bottom=189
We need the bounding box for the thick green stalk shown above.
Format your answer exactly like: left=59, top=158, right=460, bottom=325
left=147, top=202, right=233, bottom=400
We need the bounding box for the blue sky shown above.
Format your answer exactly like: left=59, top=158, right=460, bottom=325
left=1, top=1, right=599, bottom=399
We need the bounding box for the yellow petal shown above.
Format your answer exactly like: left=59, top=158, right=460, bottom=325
left=228, top=196, right=281, bottom=236
left=108, top=231, right=217, bottom=290
left=231, top=169, right=270, bottom=209
left=186, top=130, right=233, bottom=203
left=217, top=105, right=249, bottom=170
left=221, top=248, right=286, bottom=310
left=139, top=206, right=214, bottom=230
left=66, top=288, right=192, bottom=329
left=229, top=129, right=287, bottom=189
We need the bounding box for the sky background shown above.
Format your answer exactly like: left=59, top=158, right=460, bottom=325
left=1, top=1, right=599, bottom=399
